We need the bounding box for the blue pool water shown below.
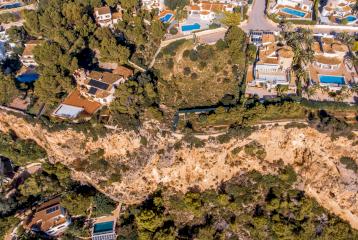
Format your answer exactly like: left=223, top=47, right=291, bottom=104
left=346, top=16, right=357, bottom=22
left=160, top=13, right=173, bottom=23
left=281, top=7, right=306, bottom=18
left=337, top=15, right=357, bottom=23
left=319, top=75, right=345, bottom=85
left=181, top=23, right=201, bottom=32
left=93, top=221, right=114, bottom=234
left=1, top=2, right=22, bottom=9
left=16, top=73, right=39, bottom=83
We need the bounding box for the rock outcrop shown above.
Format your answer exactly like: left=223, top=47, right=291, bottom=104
left=0, top=110, right=357, bottom=229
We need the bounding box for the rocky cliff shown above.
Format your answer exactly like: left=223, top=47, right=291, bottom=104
left=0, top=110, right=357, bottom=229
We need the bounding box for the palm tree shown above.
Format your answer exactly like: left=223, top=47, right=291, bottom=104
left=275, top=84, right=289, bottom=96
left=352, top=1, right=358, bottom=14
left=306, top=86, right=317, bottom=99
left=337, top=32, right=354, bottom=50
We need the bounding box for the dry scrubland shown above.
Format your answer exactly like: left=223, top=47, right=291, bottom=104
left=156, top=40, right=239, bottom=108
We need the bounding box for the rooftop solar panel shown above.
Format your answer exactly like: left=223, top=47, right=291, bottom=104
left=88, top=79, right=109, bottom=90
left=46, top=206, right=59, bottom=214
left=88, top=87, right=98, bottom=95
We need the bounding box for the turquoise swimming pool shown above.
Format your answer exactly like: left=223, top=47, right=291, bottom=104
left=281, top=7, right=306, bottom=18
left=181, top=23, right=200, bottom=32
left=93, top=221, right=114, bottom=234
left=336, top=15, right=357, bottom=23
left=319, top=75, right=345, bottom=85
left=160, top=13, right=173, bottom=23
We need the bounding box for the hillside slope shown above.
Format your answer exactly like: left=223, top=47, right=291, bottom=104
left=0, top=110, right=357, bottom=229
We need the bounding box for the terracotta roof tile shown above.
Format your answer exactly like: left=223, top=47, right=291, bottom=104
left=63, top=89, right=101, bottom=114
left=25, top=198, right=69, bottom=233
left=88, top=71, right=122, bottom=85
left=95, top=6, right=111, bottom=15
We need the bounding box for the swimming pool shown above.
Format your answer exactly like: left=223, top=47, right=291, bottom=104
left=181, top=23, right=201, bottom=32
left=0, top=2, right=22, bottom=9
left=16, top=73, right=39, bottom=83
left=281, top=7, right=306, bottom=18
left=337, top=15, right=357, bottom=23
left=319, top=75, right=345, bottom=85
left=93, top=221, right=114, bottom=234
left=346, top=16, right=357, bottom=22
left=160, top=13, right=173, bottom=23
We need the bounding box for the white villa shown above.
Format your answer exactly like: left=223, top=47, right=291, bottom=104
left=94, top=6, right=122, bottom=28
left=20, top=40, right=43, bottom=67
left=247, top=42, right=296, bottom=91
left=142, top=0, right=164, bottom=10
left=276, top=0, right=313, bottom=11
left=321, top=0, right=357, bottom=25
left=73, top=69, right=128, bottom=105
left=25, top=198, right=71, bottom=237
left=188, top=1, right=235, bottom=21
left=308, top=35, right=358, bottom=91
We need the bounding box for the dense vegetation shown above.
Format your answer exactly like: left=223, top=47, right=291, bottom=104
left=0, top=130, right=46, bottom=166
left=156, top=26, right=247, bottom=109
left=118, top=167, right=358, bottom=239
left=0, top=133, right=116, bottom=239
left=5, top=0, right=164, bottom=113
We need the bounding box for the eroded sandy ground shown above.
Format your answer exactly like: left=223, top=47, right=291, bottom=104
left=0, top=111, right=357, bottom=229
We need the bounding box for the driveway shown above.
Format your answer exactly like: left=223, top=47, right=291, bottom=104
left=242, top=0, right=279, bottom=32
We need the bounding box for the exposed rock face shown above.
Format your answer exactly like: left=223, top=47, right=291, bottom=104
left=0, top=111, right=357, bottom=229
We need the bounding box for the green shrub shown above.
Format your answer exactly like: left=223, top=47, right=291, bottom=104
left=183, top=67, right=191, bottom=75
left=92, top=193, right=116, bottom=217
left=189, top=50, right=198, bottom=61
left=284, top=122, right=307, bottom=129
left=0, top=131, right=46, bottom=166
left=340, top=156, right=357, bottom=173
left=244, top=141, right=266, bottom=160
left=190, top=73, right=198, bottom=80
left=169, top=27, right=178, bottom=35
left=182, top=134, right=205, bottom=148
left=182, top=49, right=190, bottom=58
left=166, top=58, right=174, bottom=69
left=162, top=39, right=187, bottom=56
left=0, top=216, right=19, bottom=240
left=0, top=13, right=19, bottom=24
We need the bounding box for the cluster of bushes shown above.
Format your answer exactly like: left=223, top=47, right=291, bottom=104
left=308, top=110, right=354, bottom=139
left=161, top=39, right=187, bottom=56
left=1, top=157, right=116, bottom=239
left=118, top=167, right=358, bottom=239
left=0, top=216, right=19, bottom=240
left=180, top=101, right=306, bottom=132
left=216, top=125, right=255, bottom=144
left=301, top=99, right=358, bottom=111
left=340, top=156, right=357, bottom=173
left=0, top=130, right=46, bottom=166
left=0, top=13, right=19, bottom=24
left=244, top=141, right=266, bottom=160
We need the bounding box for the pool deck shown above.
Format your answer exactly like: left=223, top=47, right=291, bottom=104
left=93, top=215, right=116, bottom=224
left=308, top=63, right=357, bottom=86
left=272, top=5, right=312, bottom=20
left=179, top=14, right=210, bottom=34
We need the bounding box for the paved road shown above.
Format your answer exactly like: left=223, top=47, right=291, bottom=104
left=197, top=29, right=226, bottom=44
left=241, top=0, right=279, bottom=32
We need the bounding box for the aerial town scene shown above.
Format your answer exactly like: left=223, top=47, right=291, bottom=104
left=0, top=0, right=357, bottom=239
